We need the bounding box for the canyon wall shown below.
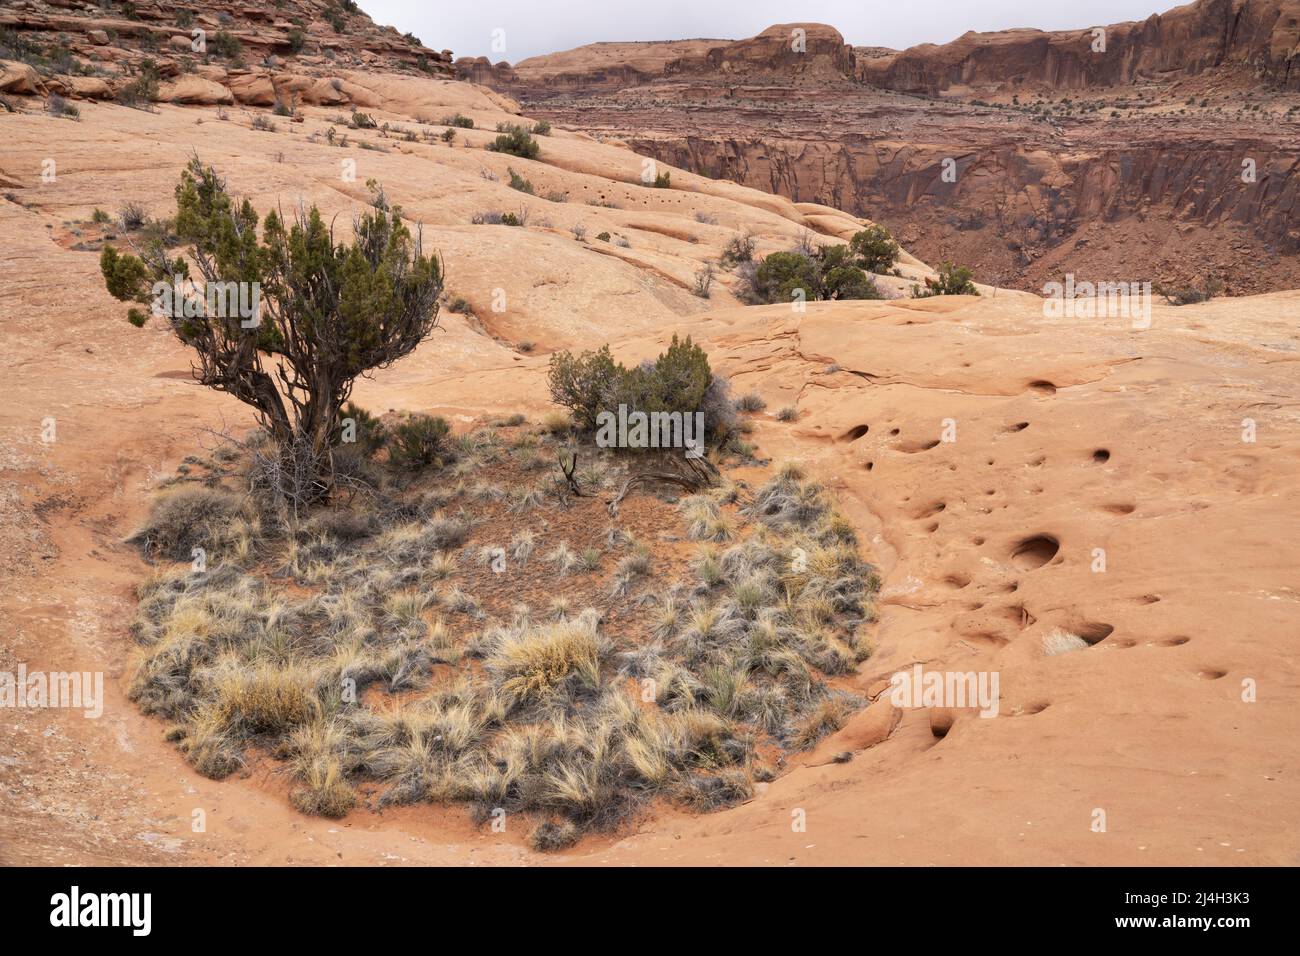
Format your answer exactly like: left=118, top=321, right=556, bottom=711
left=857, top=0, right=1300, bottom=93
left=473, top=2, right=1300, bottom=292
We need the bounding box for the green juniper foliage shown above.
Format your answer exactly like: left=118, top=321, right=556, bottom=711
left=547, top=335, right=730, bottom=444
left=749, top=244, right=881, bottom=304
left=99, top=159, right=444, bottom=502
left=912, top=262, right=978, bottom=297
left=848, top=224, right=901, bottom=274
left=488, top=124, right=540, bottom=159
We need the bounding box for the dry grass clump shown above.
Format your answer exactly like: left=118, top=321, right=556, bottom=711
left=128, top=487, right=256, bottom=562
left=484, top=615, right=602, bottom=708
left=125, top=427, right=876, bottom=850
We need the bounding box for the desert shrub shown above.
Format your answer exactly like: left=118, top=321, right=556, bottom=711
left=487, top=124, right=540, bottom=159
left=486, top=617, right=601, bottom=707
left=251, top=113, right=276, bottom=131
left=46, top=93, right=79, bottom=119
left=114, top=61, right=159, bottom=108
left=128, top=486, right=249, bottom=561
left=291, top=753, right=356, bottom=817
left=747, top=251, right=814, bottom=304
left=286, top=29, right=306, bottom=54
left=0, top=27, right=36, bottom=64
left=595, top=231, right=611, bottom=242
left=532, top=119, right=552, bottom=136
left=530, top=820, right=578, bottom=851
left=387, top=413, right=452, bottom=468
left=507, top=167, right=534, bottom=194
left=652, top=170, right=671, bottom=188
left=721, top=231, right=754, bottom=266
left=849, top=224, right=900, bottom=274
left=99, top=159, right=445, bottom=506
left=442, top=113, right=474, bottom=128
left=117, top=201, right=147, bottom=231
left=746, top=245, right=881, bottom=304
left=440, top=128, right=456, bottom=143
left=210, top=29, right=242, bottom=59
left=697, top=374, right=738, bottom=443
left=912, top=262, right=978, bottom=297
left=350, top=110, right=376, bottom=129
left=91, top=208, right=111, bottom=224
left=547, top=336, right=737, bottom=447
left=546, top=345, right=621, bottom=431
left=1155, top=277, right=1222, bottom=305
left=692, top=263, right=715, bottom=299
left=335, top=402, right=387, bottom=456
left=736, top=392, right=765, bottom=413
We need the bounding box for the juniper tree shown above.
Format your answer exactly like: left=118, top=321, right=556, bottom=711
left=100, top=158, right=444, bottom=504
left=749, top=245, right=880, bottom=304
left=848, top=224, right=901, bottom=274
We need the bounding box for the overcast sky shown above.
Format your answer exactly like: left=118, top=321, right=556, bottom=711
left=363, top=0, right=1174, bottom=62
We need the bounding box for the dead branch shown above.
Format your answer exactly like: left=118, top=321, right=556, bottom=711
left=605, top=453, right=717, bottom=517
left=557, top=449, right=591, bottom=498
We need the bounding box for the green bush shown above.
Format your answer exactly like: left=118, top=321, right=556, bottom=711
left=286, top=29, right=306, bottom=54
left=115, top=59, right=160, bottom=108
left=721, top=232, right=754, bottom=266
left=849, top=224, right=900, bottom=274
left=488, top=124, right=540, bottom=160
left=912, top=262, right=978, bottom=297
left=653, top=171, right=671, bottom=188
left=547, top=345, right=621, bottom=432
left=210, top=29, right=242, bottom=59
left=387, top=413, right=452, bottom=468
left=442, top=113, right=474, bottom=129
left=532, top=119, right=552, bottom=136
left=547, top=335, right=724, bottom=442
left=747, top=244, right=881, bottom=304
left=507, top=167, right=534, bottom=194
left=335, top=403, right=387, bottom=456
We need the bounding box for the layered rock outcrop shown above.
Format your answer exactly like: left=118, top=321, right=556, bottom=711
left=465, top=1, right=1300, bottom=292
left=857, top=0, right=1300, bottom=93
left=0, top=0, right=453, bottom=107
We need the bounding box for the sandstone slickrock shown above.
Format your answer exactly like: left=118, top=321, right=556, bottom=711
left=1, top=2, right=1298, bottom=870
